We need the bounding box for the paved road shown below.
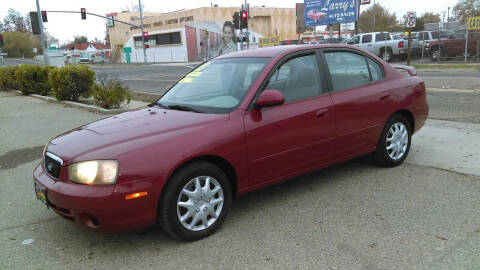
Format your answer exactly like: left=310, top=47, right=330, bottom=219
left=418, top=68, right=480, bottom=90
left=4, top=58, right=480, bottom=93
left=1, top=91, right=479, bottom=269
left=91, top=65, right=480, bottom=94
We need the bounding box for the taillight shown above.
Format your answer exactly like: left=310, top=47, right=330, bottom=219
left=398, top=41, right=404, bottom=49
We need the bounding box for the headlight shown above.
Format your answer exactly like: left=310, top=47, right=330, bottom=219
left=68, top=160, right=119, bottom=185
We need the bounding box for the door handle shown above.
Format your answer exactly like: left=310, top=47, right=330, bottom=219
left=380, top=92, right=391, bottom=100
left=316, top=109, right=329, bottom=118
left=368, top=44, right=372, bottom=46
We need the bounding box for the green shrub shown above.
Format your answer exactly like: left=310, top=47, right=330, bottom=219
left=92, top=76, right=131, bottom=109
left=14, top=65, right=53, bottom=95
left=0, top=66, right=19, bottom=90
left=49, top=65, right=95, bottom=101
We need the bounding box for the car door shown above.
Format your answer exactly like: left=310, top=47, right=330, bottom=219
left=360, top=34, right=374, bottom=53
left=322, top=49, right=394, bottom=158
left=244, top=51, right=335, bottom=186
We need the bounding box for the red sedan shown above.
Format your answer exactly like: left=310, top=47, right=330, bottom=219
left=33, top=45, right=428, bottom=240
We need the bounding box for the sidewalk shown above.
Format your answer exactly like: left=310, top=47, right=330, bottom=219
left=407, top=119, right=480, bottom=177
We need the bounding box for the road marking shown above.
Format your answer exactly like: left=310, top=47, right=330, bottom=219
left=427, top=88, right=479, bottom=93
left=422, top=76, right=480, bottom=79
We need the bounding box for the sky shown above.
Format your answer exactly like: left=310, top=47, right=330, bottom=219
left=1, top=0, right=460, bottom=43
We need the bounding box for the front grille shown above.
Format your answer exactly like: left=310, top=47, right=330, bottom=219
left=44, top=152, right=63, bottom=179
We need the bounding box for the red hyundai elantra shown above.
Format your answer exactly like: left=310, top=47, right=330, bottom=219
left=34, top=45, right=428, bottom=240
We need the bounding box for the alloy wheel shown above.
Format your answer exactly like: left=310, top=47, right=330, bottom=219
left=176, top=176, right=224, bottom=231
left=386, top=122, right=409, bottom=160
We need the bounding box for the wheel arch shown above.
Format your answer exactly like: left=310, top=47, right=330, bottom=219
left=392, top=109, right=415, bottom=132
left=163, top=155, right=238, bottom=199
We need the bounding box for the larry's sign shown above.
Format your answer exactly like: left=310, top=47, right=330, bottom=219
left=304, top=0, right=358, bottom=26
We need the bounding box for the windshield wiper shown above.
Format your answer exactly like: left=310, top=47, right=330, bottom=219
left=165, top=104, right=203, bottom=113
left=148, top=101, right=168, bottom=109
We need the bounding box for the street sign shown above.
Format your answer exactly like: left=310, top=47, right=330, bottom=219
left=360, top=0, right=371, bottom=5
left=467, top=16, right=480, bottom=30
left=123, top=47, right=132, bottom=53
left=406, top=11, right=416, bottom=28
left=48, top=46, right=57, bottom=50
left=304, top=0, right=358, bottom=27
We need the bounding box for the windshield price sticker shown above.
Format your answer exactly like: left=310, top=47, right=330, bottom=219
left=179, top=78, right=194, bottom=83
left=187, top=72, right=202, bottom=77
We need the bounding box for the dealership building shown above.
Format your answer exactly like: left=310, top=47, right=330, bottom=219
left=107, top=6, right=296, bottom=63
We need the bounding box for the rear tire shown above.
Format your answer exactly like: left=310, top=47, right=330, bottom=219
left=373, top=115, right=412, bottom=167
left=380, top=48, right=392, bottom=62
left=158, top=162, right=232, bottom=241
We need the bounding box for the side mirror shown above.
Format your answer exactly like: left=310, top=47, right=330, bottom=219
left=255, top=90, right=285, bottom=108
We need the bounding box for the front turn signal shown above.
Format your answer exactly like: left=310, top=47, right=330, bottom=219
left=125, top=191, right=148, bottom=200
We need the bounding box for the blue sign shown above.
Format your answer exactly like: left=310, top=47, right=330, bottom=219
left=304, top=0, right=358, bottom=26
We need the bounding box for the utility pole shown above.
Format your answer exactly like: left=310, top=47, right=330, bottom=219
left=373, top=0, right=376, bottom=31
left=138, top=0, right=147, bottom=63
left=35, top=0, right=50, bottom=65
left=442, top=11, right=446, bottom=30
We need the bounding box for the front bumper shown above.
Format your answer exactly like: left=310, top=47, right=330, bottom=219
left=33, top=163, right=160, bottom=232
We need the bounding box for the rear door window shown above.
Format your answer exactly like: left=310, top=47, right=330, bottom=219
left=324, top=51, right=383, bottom=92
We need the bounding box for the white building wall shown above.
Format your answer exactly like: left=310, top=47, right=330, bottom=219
left=123, top=27, right=188, bottom=63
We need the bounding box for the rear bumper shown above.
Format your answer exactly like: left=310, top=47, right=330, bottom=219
left=33, top=164, right=160, bottom=233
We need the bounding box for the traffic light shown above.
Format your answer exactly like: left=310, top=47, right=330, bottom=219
left=232, top=12, right=239, bottom=29
left=240, top=10, right=248, bottom=29
left=143, top=32, right=149, bottom=40
left=145, top=44, right=149, bottom=49
left=29, top=11, right=41, bottom=34
left=41, top=10, right=47, bottom=22
left=80, top=8, right=86, bottom=20
left=0, top=34, right=4, bottom=47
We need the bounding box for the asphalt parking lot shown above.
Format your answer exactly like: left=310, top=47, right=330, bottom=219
left=1, top=91, right=479, bottom=269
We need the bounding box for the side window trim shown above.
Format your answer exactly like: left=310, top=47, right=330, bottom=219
left=320, top=48, right=386, bottom=93
left=364, top=56, right=373, bottom=81
left=247, top=50, right=319, bottom=110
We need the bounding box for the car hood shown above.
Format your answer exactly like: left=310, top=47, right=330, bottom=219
left=47, top=107, right=229, bottom=165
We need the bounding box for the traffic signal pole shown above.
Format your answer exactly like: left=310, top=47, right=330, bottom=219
left=138, top=0, right=147, bottom=63
left=35, top=0, right=50, bottom=65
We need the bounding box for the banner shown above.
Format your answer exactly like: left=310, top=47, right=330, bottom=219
left=304, top=0, right=358, bottom=26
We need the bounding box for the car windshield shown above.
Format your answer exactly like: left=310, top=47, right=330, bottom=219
left=157, top=57, right=270, bottom=114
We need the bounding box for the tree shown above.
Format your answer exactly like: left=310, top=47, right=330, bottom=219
left=45, top=31, right=59, bottom=47
left=121, top=1, right=146, bottom=12
left=3, top=9, right=30, bottom=32
left=1, top=31, right=36, bottom=58
left=358, top=3, right=398, bottom=33
left=73, top=35, right=88, bottom=44
left=453, top=0, right=480, bottom=24
left=421, top=12, right=441, bottom=23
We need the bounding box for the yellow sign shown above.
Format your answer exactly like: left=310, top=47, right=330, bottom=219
left=468, top=16, right=480, bottom=30
left=259, top=36, right=281, bottom=47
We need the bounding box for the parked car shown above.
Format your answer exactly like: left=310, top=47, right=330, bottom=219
left=34, top=44, right=429, bottom=240
left=427, top=31, right=480, bottom=61
left=306, top=9, right=327, bottom=22
left=346, top=32, right=407, bottom=61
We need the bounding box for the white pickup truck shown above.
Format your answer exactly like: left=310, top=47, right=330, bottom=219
left=345, top=32, right=408, bottom=62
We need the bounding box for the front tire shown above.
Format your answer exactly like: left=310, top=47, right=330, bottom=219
left=373, top=115, right=412, bottom=167
left=158, top=162, right=232, bottom=241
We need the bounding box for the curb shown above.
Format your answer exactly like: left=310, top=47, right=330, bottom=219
left=11, top=90, right=146, bottom=115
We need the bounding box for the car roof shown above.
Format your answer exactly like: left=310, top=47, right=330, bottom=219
left=215, top=44, right=361, bottom=59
